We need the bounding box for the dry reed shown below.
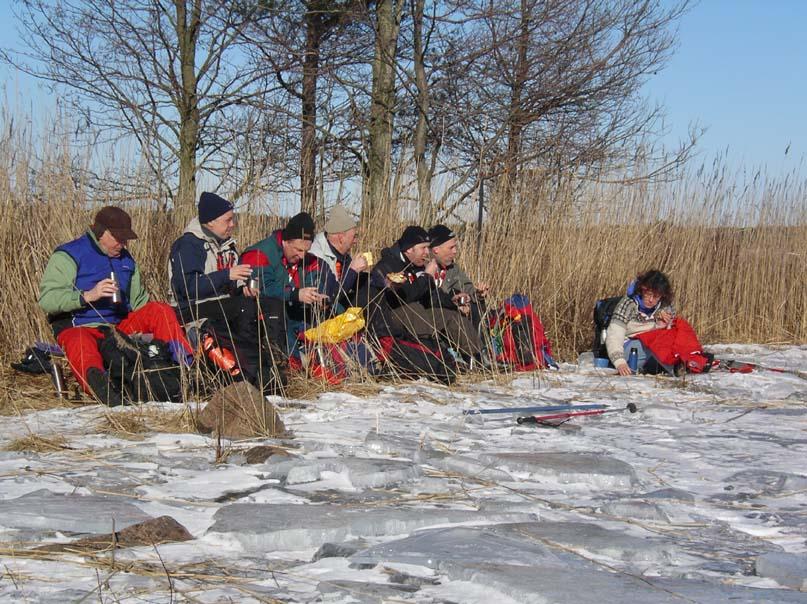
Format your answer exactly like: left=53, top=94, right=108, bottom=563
left=0, top=106, right=804, bottom=407
left=4, top=433, right=70, bottom=453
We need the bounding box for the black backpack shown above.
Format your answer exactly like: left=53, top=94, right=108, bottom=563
left=201, top=322, right=288, bottom=395
left=379, top=336, right=458, bottom=385
left=592, top=296, right=622, bottom=358
left=98, top=327, right=183, bottom=403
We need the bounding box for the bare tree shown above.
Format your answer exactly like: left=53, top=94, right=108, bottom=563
left=243, top=0, right=372, bottom=216
left=5, top=0, right=272, bottom=211
left=363, top=0, right=403, bottom=220
left=432, top=0, right=692, bottom=215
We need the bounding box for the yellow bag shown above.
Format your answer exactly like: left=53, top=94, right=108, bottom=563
left=303, top=307, right=365, bottom=344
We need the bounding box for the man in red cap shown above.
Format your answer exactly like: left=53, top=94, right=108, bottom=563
left=39, top=206, right=193, bottom=406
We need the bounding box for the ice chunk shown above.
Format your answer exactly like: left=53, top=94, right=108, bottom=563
left=446, top=563, right=683, bottom=604
left=318, top=579, right=419, bottom=602
left=650, top=576, right=807, bottom=603
left=638, top=488, right=695, bottom=502
left=421, top=450, right=514, bottom=482
left=755, top=552, right=807, bottom=590
left=364, top=432, right=421, bottom=459
left=137, top=465, right=265, bottom=501
left=353, top=527, right=679, bottom=604
left=478, top=452, right=637, bottom=490
left=285, top=458, right=421, bottom=490
left=492, top=522, right=676, bottom=565
left=350, top=526, right=565, bottom=569
left=0, top=489, right=150, bottom=534
left=207, top=503, right=535, bottom=551
left=723, top=470, right=807, bottom=497
left=313, top=540, right=367, bottom=561
left=448, top=563, right=807, bottom=604
left=599, top=500, right=671, bottom=523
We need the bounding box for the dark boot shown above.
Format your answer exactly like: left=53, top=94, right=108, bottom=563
left=85, top=367, right=124, bottom=407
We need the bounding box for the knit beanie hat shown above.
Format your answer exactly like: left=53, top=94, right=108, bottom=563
left=324, top=205, right=357, bottom=234
left=198, top=192, right=234, bottom=224
left=428, top=224, right=456, bottom=248
left=282, top=212, right=316, bottom=241
left=397, top=226, right=430, bottom=251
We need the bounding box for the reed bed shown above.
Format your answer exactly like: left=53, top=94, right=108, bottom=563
left=0, top=111, right=804, bottom=390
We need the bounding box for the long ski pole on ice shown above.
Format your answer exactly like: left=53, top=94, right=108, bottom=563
left=516, top=403, right=638, bottom=426
left=463, top=403, right=608, bottom=416
left=719, top=359, right=806, bottom=380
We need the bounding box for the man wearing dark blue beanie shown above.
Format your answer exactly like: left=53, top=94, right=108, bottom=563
left=198, top=191, right=234, bottom=224
left=168, top=192, right=288, bottom=393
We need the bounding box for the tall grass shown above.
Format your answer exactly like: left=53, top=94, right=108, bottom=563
left=0, top=109, right=804, bottom=375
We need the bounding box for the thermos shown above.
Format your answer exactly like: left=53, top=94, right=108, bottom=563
left=628, top=348, right=638, bottom=374
left=50, top=362, right=66, bottom=398
left=110, top=271, right=122, bottom=304
left=247, top=276, right=260, bottom=291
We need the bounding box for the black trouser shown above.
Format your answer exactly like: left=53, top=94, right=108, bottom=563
left=178, top=296, right=286, bottom=382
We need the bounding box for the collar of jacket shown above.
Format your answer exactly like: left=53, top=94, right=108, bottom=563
left=183, top=217, right=236, bottom=250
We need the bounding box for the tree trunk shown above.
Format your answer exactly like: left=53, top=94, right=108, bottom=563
left=301, top=6, right=322, bottom=216
left=412, top=0, right=432, bottom=224
left=503, top=0, right=531, bottom=208
left=175, top=0, right=201, bottom=215
left=363, top=0, right=401, bottom=222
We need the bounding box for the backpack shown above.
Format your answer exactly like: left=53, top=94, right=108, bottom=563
left=202, top=321, right=288, bottom=395
left=293, top=334, right=378, bottom=385
left=377, top=335, right=458, bottom=385
left=592, top=296, right=622, bottom=358
left=97, top=327, right=182, bottom=403
left=486, top=295, right=555, bottom=371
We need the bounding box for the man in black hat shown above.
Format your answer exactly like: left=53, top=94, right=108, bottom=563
left=39, top=206, right=193, bottom=406
left=169, top=191, right=251, bottom=322
left=372, top=225, right=482, bottom=360
left=241, top=212, right=337, bottom=352
left=428, top=224, right=489, bottom=327
left=168, top=192, right=287, bottom=391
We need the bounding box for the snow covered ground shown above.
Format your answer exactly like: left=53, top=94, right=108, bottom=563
left=1, top=344, right=806, bottom=603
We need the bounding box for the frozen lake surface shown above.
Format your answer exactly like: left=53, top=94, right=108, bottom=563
left=1, top=344, right=806, bottom=602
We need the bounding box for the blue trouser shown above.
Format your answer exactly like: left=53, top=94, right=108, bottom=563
left=624, top=340, right=675, bottom=375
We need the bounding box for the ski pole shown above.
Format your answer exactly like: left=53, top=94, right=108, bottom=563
left=720, top=359, right=806, bottom=380
left=516, top=403, right=638, bottom=425
left=464, top=403, right=608, bottom=416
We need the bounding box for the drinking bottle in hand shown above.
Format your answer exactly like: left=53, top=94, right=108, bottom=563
left=110, top=271, right=122, bottom=304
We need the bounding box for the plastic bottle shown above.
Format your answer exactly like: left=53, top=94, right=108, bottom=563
left=628, top=348, right=638, bottom=374
left=201, top=334, right=241, bottom=377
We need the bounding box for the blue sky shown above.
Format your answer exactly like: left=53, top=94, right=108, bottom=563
left=645, top=0, right=807, bottom=175
left=0, top=1, right=805, bottom=176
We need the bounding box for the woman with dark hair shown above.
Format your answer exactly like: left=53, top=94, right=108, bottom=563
left=605, top=270, right=679, bottom=376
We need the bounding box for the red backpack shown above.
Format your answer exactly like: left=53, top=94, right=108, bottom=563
left=487, top=295, right=556, bottom=371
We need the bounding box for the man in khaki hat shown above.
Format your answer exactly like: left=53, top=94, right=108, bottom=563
left=39, top=206, right=193, bottom=406
left=309, top=205, right=369, bottom=306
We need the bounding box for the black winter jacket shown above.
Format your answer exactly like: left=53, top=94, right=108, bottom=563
left=372, top=244, right=457, bottom=311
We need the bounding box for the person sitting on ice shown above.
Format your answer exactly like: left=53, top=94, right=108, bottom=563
left=371, top=225, right=483, bottom=363
left=39, top=206, right=193, bottom=406
left=308, top=205, right=369, bottom=309
left=427, top=224, right=489, bottom=328
left=240, top=211, right=338, bottom=353
left=605, top=269, right=711, bottom=376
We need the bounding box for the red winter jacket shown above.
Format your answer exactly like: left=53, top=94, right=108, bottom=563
left=634, top=317, right=708, bottom=373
